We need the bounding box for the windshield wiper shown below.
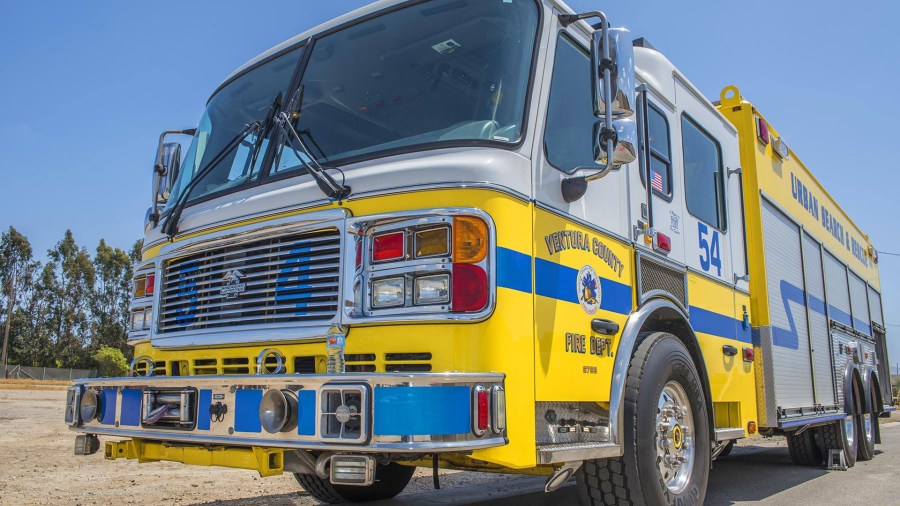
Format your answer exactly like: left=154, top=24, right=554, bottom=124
left=161, top=121, right=262, bottom=238
left=274, top=110, right=351, bottom=200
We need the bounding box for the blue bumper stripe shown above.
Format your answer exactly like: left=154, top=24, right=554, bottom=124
left=234, top=389, right=262, bottom=433
left=197, top=389, right=213, bottom=431
left=119, top=389, right=142, bottom=427
left=374, top=386, right=471, bottom=436
left=297, top=390, right=316, bottom=436
left=100, top=389, right=118, bottom=425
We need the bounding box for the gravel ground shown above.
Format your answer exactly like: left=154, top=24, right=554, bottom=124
left=2, top=383, right=897, bottom=505
left=0, top=386, right=520, bottom=505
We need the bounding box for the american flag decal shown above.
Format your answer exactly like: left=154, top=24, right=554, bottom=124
left=651, top=170, right=664, bottom=193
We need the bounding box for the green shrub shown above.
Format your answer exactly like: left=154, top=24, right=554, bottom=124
left=93, top=345, right=128, bottom=377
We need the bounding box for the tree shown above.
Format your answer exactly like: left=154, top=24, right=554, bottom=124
left=0, top=226, right=34, bottom=374
left=90, top=239, right=133, bottom=355
left=92, top=345, right=128, bottom=377
left=46, top=230, right=96, bottom=368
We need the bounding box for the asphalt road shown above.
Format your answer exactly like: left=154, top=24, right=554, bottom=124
left=377, top=421, right=900, bottom=506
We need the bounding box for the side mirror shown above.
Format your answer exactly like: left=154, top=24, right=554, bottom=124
left=157, top=142, right=182, bottom=203
left=148, top=128, right=195, bottom=225
left=593, top=118, right=637, bottom=167
left=591, top=28, right=635, bottom=118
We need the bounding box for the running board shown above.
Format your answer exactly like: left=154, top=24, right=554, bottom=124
left=536, top=442, right=620, bottom=464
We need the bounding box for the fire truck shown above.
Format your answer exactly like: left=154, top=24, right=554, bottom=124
left=65, top=1, right=893, bottom=504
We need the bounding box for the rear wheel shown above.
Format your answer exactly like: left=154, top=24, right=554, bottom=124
left=786, top=429, right=821, bottom=466
left=576, top=332, right=710, bottom=506
left=294, top=462, right=416, bottom=504
left=857, top=406, right=877, bottom=461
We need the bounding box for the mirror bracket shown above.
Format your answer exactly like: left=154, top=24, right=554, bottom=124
left=150, top=128, right=195, bottom=226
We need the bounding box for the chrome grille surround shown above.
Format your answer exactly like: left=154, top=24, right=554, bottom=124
left=149, top=210, right=348, bottom=347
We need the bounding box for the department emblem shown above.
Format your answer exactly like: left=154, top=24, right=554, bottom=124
left=577, top=265, right=601, bottom=315
left=221, top=269, right=247, bottom=299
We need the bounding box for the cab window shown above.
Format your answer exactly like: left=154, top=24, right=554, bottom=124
left=543, top=35, right=597, bottom=172
left=682, top=115, right=726, bottom=230
left=640, top=104, right=672, bottom=199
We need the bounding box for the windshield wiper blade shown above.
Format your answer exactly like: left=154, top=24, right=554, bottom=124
left=161, top=120, right=262, bottom=238
left=274, top=111, right=351, bottom=200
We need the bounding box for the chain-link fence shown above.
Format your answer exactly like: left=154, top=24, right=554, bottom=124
left=1, top=364, right=96, bottom=380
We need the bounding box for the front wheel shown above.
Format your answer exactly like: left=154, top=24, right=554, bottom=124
left=294, top=462, right=416, bottom=504
left=577, top=332, right=710, bottom=506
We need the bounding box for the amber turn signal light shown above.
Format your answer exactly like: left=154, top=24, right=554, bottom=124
left=453, top=216, right=487, bottom=264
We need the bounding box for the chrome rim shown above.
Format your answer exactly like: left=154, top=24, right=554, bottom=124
left=656, top=381, right=695, bottom=494
left=863, top=413, right=873, bottom=442
left=844, top=416, right=856, bottom=449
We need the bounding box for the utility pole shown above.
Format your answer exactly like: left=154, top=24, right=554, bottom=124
left=1, top=263, right=15, bottom=379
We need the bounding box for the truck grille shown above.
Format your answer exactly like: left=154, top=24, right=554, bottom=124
left=158, top=228, right=341, bottom=333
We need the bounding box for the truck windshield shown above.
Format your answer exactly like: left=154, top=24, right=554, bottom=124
left=273, top=0, right=539, bottom=172
left=168, top=0, right=538, bottom=207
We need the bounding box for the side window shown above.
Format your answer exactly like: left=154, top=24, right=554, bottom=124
left=640, top=104, right=672, bottom=199
left=682, top=115, right=726, bottom=230
left=544, top=35, right=597, bottom=172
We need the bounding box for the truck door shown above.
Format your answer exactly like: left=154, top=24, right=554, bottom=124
left=530, top=20, right=633, bottom=403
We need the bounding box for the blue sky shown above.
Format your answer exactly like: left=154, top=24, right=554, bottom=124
left=2, top=0, right=899, bottom=364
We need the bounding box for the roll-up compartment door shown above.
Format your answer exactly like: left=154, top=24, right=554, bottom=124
left=868, top=286, right=884, bottom=327
left=802, top=233, right=835, bottom=405
left=848, top=273, right=871, bottom=336
left=761, top=200, right=814, bottom=409
left=824, top=252, right=852, bottom=328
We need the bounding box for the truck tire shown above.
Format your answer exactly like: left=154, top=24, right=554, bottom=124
left=857, top=390, right=878, bottom=461
left=819, top=416, right=857, bottom=468
left=785, top=429, right=821, bottom=466
left=294, top=462, right=415, bottom=503
left=576, top=332, right=710, bottom=506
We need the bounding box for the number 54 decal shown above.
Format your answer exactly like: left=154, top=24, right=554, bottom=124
left=698, top=223, right=722, bottom=277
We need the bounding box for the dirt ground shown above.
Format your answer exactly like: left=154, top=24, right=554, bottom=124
left=2, top=382, right=898, bottom=505
left=0, top=383, right=522, bottom=505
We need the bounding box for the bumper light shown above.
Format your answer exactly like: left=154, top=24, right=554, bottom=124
left=372, top=277, right=405, bottom=308
left=473, top=385, right=489, bottom=435
left=414, top=274, right=450, bottom=305
left=329, top=455, right=376, bottom=486
left=80, top=388, right=100, bottom=422
left=259, top=389, right=298, bottom=433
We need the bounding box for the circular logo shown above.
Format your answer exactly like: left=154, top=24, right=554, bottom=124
left=577, top=265, right=601, bottom=315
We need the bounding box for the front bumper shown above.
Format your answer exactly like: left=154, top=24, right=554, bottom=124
left=67, top=373, right=507, bottom=453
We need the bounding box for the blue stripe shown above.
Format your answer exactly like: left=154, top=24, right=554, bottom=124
left=234, top=389, right=262, bottom=433
left=829, top=305, right=853, bottom=328
left=374, top=386, right=471, bottom=436
left=853, top=318, right=871, bottom=336
left=297, top=390, right=316, bottom=436
left=534, top=258, right=632, bottom=315
left=689, top=306, right=752, bottom=344
left=274, top=291, right=315, bottom=302
left=496, top=247, right=532, bottom=293
left=196, top=389, right=213, bottom=431
left=120, top=389, right=142, bottom=427
left=100, top=389, right=117, bottom=425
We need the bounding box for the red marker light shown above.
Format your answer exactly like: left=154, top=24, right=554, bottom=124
left=452, top=264, right=488, bottom=312
left=757, top=117, right=770, bottom=145
left=372, top=232, right=405, bottom=262
left=476, top=386, right=489, bottom=433
left=654, top=232, right=671, bottom=253
left=145, top=273, right=156, bottom=296
left=742, top=347, right=755, bottom=362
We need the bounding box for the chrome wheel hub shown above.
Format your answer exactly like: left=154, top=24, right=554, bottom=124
left=656, top=381, right=694, bottom=494
left=844, top=416, right=856, bottom=448
left=862, top=413, right=873, bottom=442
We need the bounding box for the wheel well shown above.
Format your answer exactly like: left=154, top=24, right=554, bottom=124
left=638, top=304, right=716, bottom=443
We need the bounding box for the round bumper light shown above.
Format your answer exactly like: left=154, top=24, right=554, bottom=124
left=80, top=388, right=100, bottom=422
left=259, top=389, right=298, bottom=433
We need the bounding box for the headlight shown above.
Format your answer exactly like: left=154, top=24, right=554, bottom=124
left=372, top=277, right=405, bottom=308
left=80, top=388, right=100, bottom=422
left=143, top=308, right=153, bottom=330
left=131, top=310, right=146, bottom=331
left=414, top=274, right=450, bottom=305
